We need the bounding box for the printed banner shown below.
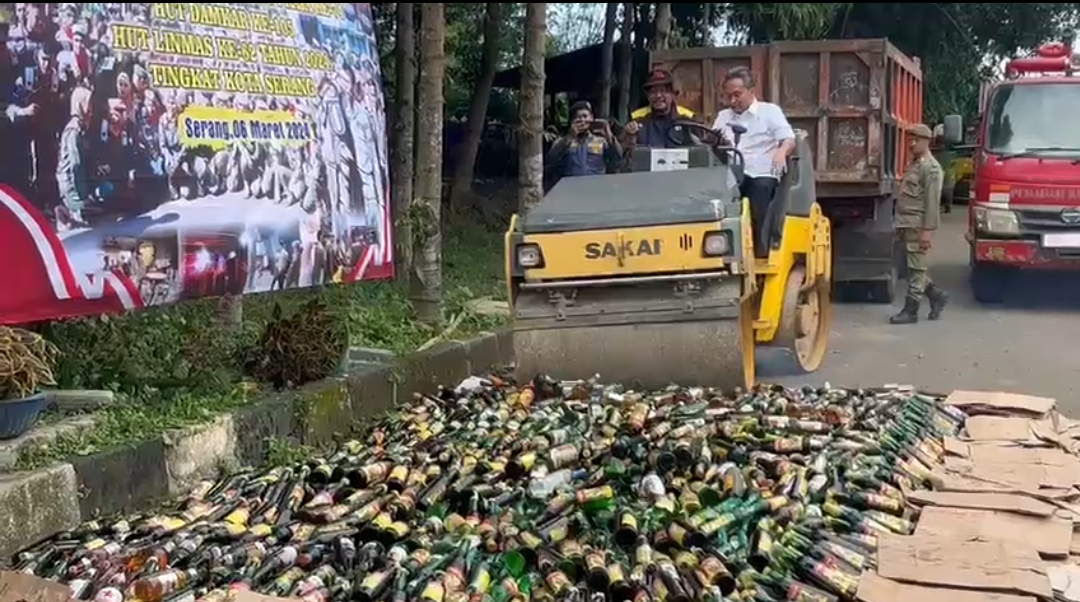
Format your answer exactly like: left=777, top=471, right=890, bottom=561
left=0, top=3, right=392, bottom=325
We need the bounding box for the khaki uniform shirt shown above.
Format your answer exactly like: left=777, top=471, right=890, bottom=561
left=895, top=154, right=944, bottom=230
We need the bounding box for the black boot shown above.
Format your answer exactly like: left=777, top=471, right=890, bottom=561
left=926, top=284, right=948, bottom=320
left=889, top=297, right=920, bottom=325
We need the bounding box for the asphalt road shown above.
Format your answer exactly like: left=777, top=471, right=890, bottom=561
left=763, top=210, right=1080, bottom=413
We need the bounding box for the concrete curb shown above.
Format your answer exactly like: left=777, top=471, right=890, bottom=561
left=0, top=329, right=515, bottom=562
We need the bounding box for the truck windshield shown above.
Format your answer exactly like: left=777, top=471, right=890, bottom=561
left=986, top=83, right=1080, bottom=157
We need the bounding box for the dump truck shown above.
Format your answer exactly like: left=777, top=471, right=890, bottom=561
left=652, top=39, right=949, bottom=303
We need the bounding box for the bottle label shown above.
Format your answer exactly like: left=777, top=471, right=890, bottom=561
left=471, top=566, right=492, bottom=593
left=421, top=580, right=445, bottom=602
left=811, top=561, right=859, bottom=597
left=818, top=541, right=866, bottom=570
left=862, top=492, right=903, bottom=515
left=699, top=556, right=729, bottom=584
left=544, top=570, right=571, bottom=593
left=673, top=550, right=697, bottom=568
left=787, top=582, right=833, bottom=602
left=634, top=544, right=652, bottom=567
left=576, top=485, right=614, bottom=504
left=666, top=523, right=688, bottom=546
left=388, top=465, right=409, bottom=484
left=246, top=524, right=272, bottom=538
left=699, top=514, right=734, bottom=536
left=585, top=552, right=606, bottom=571
left=385, top=521, right=410, bottom=539
left=774, top=437, right=803, bottom=452
left=549, top=444, right=579, bottom=468
left=560, top=539, right=584, bottom=559
left=518, top=532, right=543, bottom=550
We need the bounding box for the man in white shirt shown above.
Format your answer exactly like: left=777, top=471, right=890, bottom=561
left=711, top=67, right=795, bottom=256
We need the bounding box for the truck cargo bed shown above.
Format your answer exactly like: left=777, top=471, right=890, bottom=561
left=653, top=39, right=923, bottom=199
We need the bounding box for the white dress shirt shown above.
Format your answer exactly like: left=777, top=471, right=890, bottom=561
left=712, top=101, right=795, bottom=179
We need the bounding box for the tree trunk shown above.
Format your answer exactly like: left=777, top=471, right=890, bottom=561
left=449, top=2, right=504, bottom=209
left=653, top=3, right=671, bottom=51
left=518, top=3, right=546, bottom=214
left=702, top=3, right=714, bottom=45
left=615, top=2, right=634, bottom=122
left=392, top=2, right=416, bottom=278
left=598, top=3, right=618, bottom=118
left=410, top=3, right=445, bottom=325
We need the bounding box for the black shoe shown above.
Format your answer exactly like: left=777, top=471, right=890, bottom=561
left=926, top=284, right=948, bottom=320
left=889, top=297, right=920, bottom=325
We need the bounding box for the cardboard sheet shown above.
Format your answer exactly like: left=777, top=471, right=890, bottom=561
left=875, top=534, right=1052, bottom=597
left=929, top=470, right=1074, bottom=498
left=1071, top=531, right=1080, bottom=555
left=938, top=445, right=1080, bottom=491
left=914, top=506, right=1072, bottom=557
left=964, top=416, right=1046, bottom=441
left=964, top=443, right=1079, bottom=467
left=856, top=571, right=1035, bottom=602
left=943, top=437, right=971, bottom=457
left=906, top=491, right=1056, bottom=517
left=946, top=390, right=1055, bottom=417
left=0, top=571, right=71, bottom=602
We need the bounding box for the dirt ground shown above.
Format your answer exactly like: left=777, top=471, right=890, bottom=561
left=764, top=210, right=1080, bottom=413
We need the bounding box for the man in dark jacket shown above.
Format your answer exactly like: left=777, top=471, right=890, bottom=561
left=623, top=69, right=699, bottom=149
left=545, top=100, right=622, bottom=178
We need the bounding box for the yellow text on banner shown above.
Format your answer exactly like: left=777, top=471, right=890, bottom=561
left=177, top=106, right=315, bottom=150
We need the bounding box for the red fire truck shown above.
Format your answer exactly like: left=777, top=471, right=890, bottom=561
left=968, top=39, right=1080, bottom=303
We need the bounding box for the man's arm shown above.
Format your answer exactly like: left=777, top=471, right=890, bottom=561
left=603, top=136, right=623, bottom=167
left=545, top=137, right=570, bottom=170
left=769, top=104, right=796, bottom=159
left=544, top=137, right=572, bottom=181
left=922, top=163, right=943, bottom=231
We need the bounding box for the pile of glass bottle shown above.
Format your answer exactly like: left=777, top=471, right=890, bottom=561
left=13, top=376, right=964, bottom=602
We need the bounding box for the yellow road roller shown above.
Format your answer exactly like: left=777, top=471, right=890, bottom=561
left=505, top=123, right=832, bottom=390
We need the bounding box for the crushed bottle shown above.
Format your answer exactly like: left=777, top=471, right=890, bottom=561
left=13, top=376, right=965, bottom=601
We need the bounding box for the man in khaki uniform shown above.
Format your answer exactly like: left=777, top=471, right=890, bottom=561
left=891, top=124, right=947, bottom=324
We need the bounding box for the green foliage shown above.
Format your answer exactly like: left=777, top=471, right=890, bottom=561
left=15, top=384, right=254, bottom=470
left=726, top=4, right=851, bottom=42
left=41, top=211, right=507, bottom=395
left=718, top=2, right=1080, bottom=122
left=41, top=300, right=243, bottom=395
left=375, top=2, right=524, bottom=120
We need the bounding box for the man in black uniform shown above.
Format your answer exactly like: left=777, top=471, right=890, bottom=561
left=623, top=69, right=699, bottom=149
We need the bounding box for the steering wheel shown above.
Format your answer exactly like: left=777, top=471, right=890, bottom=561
left=665, top=119, right=747, bottom=175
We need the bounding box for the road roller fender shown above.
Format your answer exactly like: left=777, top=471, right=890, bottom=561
left=740, top=197, right=756, bottom=291
left=805, top=203, right=833, bottom=288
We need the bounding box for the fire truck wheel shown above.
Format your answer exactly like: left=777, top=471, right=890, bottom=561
left=970, top=261, right=1009, bottom=304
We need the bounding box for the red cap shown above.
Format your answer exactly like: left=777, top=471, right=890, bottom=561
left=644, top=69, right=675, bottom=89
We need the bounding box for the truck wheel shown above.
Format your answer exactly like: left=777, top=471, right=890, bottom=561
left=971, top=261, right=1008, bottom=304
left=867, top=267, right=898, bottom=304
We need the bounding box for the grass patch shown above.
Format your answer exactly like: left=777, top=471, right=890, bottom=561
left=19, top=209, right=508, bottom=469
left=15, top=384, right=256, bottom=470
